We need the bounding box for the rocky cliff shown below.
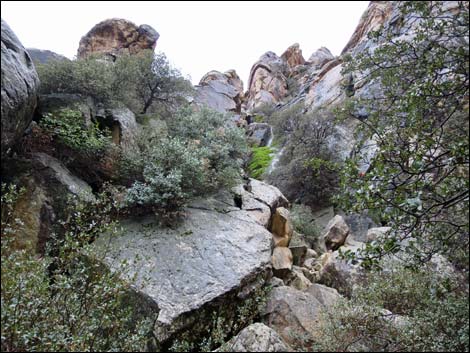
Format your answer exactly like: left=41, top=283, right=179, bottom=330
left=1, top=2, right=466, bottom=352
left=77, top=18, right=159, bottom=60
left=1, top=19, right=40, bottom=158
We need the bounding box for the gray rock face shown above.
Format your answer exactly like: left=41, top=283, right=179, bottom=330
left=365, top=226, right=391, bottom=242
left=194, top=70, right=244, bottom=113
left=316, top=251, right=365, bottom=298
left=3, top=152, right=95, bottom=254
left=96, top=107, right=138, bottom=150
left=93, top=193, right=273, bottom=346
left=1, top=19, right=40, bottom=158
left=323, top=215, right=350, bottom=251
left=272, top=247, right=293, bottom=279
left=343, top=212, right=378, bottom=243
left=246, top=123, right=272, bottom=147
left=262, top=286, right=325, bottom=349
left=27, top=48, right=68, bottom=64
left=32, top=152, right=95, bottom=202
left=307, top=47, right=334, bottom=69
left=37, top=93, right=96, bottom=126
left=248, top=178, right=289, bottom=211
left=219, top=323, right=292, bottom=352
left=305, top=283, right=341, bottom=307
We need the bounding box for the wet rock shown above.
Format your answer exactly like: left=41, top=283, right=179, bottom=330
left=1, top=19, right=40, bottom=158
left=92, top=195, right=273, bottom=346
left=246, top=123, right=272, bottom=147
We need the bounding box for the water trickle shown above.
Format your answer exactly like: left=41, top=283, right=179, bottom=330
left=267, top=146, right=284, bottom=175
left=266, top=125, right=274, bottom=147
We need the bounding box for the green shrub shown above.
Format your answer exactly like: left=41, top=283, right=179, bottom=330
left=123, top=107, right=248, bottom=215
left=36, top=50, right=193, bottom=115
left=36, top=56, right=115, bottom=103
left=124, top=137, right=205, bottom=212
left=314, top=265, right=469, bottom=352
left=247, top=146, right=274, bottom=179
left=267, top=107, right=340, bottom=208
left=1, top=184, right=152, bottom=352
left=39, top=109, right=111, bottom=155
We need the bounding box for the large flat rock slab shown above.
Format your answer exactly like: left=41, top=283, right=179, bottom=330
left=93, top=201, right=273, bottom=344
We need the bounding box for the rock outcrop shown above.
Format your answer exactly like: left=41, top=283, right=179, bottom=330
left=246, top=52, right=289, bottom=111
left=246, top=123, right=272, bottom=147
left=307, top=47, right=334, bottom=69
left=1, top=19, right=40, bottom=158
left=323, top=215, right=350, bottom=251
left=194, top=70, right=245, bottom=113
left=92, top=179, right=289, bottom=348
left=27, top=48, right=68, bottom=64
left=262, top=285, right=341, bottom=349
left=96, top=107, right=138, bottom=150
left=77, top=18, right=159, bottom=60
left=280, top=43, right=305, bottom=69
left=271, top=207, right=293, bottom=248
left=219, top=323, right=292, bottom=352
left=3, top=152, right=95, bottom=253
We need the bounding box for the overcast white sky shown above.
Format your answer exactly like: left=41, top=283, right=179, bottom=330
left=1, top=1, right=369, bottom=86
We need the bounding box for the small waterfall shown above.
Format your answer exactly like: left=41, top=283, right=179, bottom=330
left=267, top=146, right=284, bottom=175
left=265, top=124, right=283, bottom=175
left=266, top=125, right=274, bottom=147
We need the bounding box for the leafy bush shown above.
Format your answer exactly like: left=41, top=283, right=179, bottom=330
left=247, top=146, right=274, bottom=179
left=36, top=55, right=115, bottom=103
left=36, top=50, right=193, bottom=115
left=337, top=1, right=469, bottom=269
left=124, top=137, right=204, bottom=212
left=267, top=107, right=340, bottom=208
left=113, top=51, right=193, bottom=114
left=39, top=109, right=111, bottom=155
left=314, top=265, right=469, bottom=352
left=1, top=184, right=152, bottom=352
left=124, top=107, right=248, bottom=215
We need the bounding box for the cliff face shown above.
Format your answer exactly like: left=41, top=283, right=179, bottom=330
left=1, top=19, right=40, bottom=159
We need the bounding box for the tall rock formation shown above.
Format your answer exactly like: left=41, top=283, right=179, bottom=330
left=280, top=43, right=306, bottom=69
left=246, top=51, right=289, bottom=111
left=77, top=18, right=159, bottom=60
left=194, top=69, right=245, bottom=113
left=1, top=19, right=40, bottom=158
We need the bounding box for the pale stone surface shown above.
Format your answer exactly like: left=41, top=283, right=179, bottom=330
left=218, top=323, right=292, bottom=352
left=93, top=192, right=273, bottom=344
left=323, top=215, right=350, bottom=251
